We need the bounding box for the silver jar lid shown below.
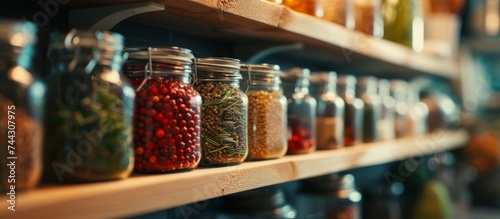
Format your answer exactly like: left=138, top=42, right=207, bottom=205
left=240, top=63, right=281, bottom=86
left=124, top=47, right=194, bottom=76
left=310, top=71, right=337, bottom=85
left=194, top=57, right=242, bottom=81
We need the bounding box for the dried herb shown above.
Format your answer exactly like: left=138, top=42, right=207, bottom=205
left=194, top=81, right=248, bottom=165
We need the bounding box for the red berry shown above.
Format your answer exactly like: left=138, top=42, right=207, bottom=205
left=149, top=156, right=157, bottom=163
left=136, top=147, right=144, bottom=155
left=155, top=129, right=165, bottom=138
left=147, top=142, right=155, bottom=150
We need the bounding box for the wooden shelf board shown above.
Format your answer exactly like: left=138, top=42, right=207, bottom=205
left=64, top=0, right=459, bottom=79
left=0, top=129, right=468, bottom=219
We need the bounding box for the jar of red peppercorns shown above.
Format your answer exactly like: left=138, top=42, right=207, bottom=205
left=281, top=68, right=317, bottom=154
left=124, top=47, right=202, bottom=173
left=193, top=57, right=248, bottom=166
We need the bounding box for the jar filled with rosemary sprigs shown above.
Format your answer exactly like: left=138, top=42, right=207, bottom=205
left=124, top=47, right=201, bottom=173
left=44, top=30, right=134, bottom=183
left=281, top=68, right=317, bottom=154
left=0, top=20, right=45, bottom=192
left=193, top=57, right=248, bottom=166
left=240, top=64, right=287, bottom=160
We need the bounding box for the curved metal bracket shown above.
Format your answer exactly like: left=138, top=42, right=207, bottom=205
left=69, top=2, right=165, bottom=31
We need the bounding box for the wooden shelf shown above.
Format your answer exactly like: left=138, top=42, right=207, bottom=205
left=65, top=0, right=459, bottom=79
left=0, top=130, right=468, bottom=219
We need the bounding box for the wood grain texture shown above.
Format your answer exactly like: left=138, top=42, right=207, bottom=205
left=0, top=130, right=467, bottom=219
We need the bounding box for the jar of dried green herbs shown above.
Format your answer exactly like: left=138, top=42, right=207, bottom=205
left=124, top=47, right=202, bottom=173
left=0, top=20, right=45, bottom=192
left=44, top=30, right=134, bottom=183
left=193, top=57, right=248, bottom=166
left=240, top=64, right=287, bottom=160
left=310, top=72, right=345, bottom=149
left=281, top=68, right=317, bottom=154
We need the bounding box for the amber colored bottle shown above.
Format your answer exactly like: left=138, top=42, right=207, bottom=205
left=283, top=0, right=323, bottom=17
left=357, top=77, right=382, bottom=143
left=338, top=75, right=364, bottom=146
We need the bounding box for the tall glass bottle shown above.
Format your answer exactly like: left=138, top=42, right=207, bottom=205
left=281, top=68, right=317, bottom=154
left=44, top=30, right=134, bottom=182
left=357, top=77, right=382, bottom=143
left=310, top=72, right=345, bottom=149
left=194, top=58, right=248, bottom=166
left=378, top=79, right=396, bottom=140
left=338, top=75, right=364, bottom=146
left=407, top=85, right=429, bottom=135
left=0, top=20, right=45, bottom=192
left=391, top=80, right=409, bottom=138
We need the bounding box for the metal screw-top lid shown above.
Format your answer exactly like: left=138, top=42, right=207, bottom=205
left=48, top=29, right=125, bottom=72
left=0, top=20, right=37, bottom=64
left=124, top=47, right=194, bottom=76
left=240, top=63, right=281, bottom=86
left=310, top=71, right=337, bottom=85
left=337, top=74, right=357, bottom=87
left=194, top=57, right=242, bottom=81
left=357, top=76, right=378, bottom=94
left=281, top=68, right=311, bottom=89
left=378, top=79, right=391, bottom=97
left=301, top=174, right=362, bottom=202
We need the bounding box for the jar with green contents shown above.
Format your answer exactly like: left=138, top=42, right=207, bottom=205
left=194, top=57, right=248, bottom=166
left=382, top=0, right=424, bottom=51
left=44, top=30, right=134, bottom=182
left=241, top=64, right=287, bottom=160
left=0, top=20, right=45, bottom=192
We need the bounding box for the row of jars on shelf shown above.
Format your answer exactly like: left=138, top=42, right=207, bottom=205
left=269, top=0, right=424, bottom=51
left=0, top=20, right=428, bottom=193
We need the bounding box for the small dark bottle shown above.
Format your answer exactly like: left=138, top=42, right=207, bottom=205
left=338, top=75, right=364, bottom=146
left=357, top=76, right=382, bottom=143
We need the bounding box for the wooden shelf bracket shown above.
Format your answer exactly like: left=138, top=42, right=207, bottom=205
left=68, top=2, right=165, bottom=31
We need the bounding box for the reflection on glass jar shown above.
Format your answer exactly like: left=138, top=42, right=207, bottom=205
left=194, top=57, right=248, bottom=166
left=357, top=76, right=382, bottom=143
left=44, top=30, right=134, bottom=182
left=124, top=47, right=202, bottom=173
left=241, top=64, right=287, bottom=160
left=0, top=20, right=45, bottom=192
left=338, top=75, right=364, bottom=146
left=310, top=72, right=345, bottom=149
left=354, top=0, right=384, bottom=38
left=281, top=68, right=317, bottom=154
left=283, top=0, right=323, bottom=17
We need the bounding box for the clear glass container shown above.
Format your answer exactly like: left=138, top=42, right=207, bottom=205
left=322, top=0, right=355, bottom=29
left=357, top=76, right=382, bottom=143
left=217, top=186, right=297, bottom=219
left=390, top=80, right=409, bottom=138
left=281, top=68, right=317, bottom=154
left=354, top=0, right=384, bottom=38
left=406, top=85, right=429, bottom=136
left=241, top=64, right=287, bottom=160
left=193, top=57, right=248, bottom=166
left=282, top=0, right=323, bottom=17
left=296, top=174, right=362, bottom=219
left=310, top=72, right=345, bottom=149
left=44, top=30, right=134, bottom=182
left=0, top=20, right=45, bottom=192
left=382, top=0, right=424, bottom=51
left=338, top=75, right=364, bottom=146
left=378, top=79, right=395, bottom=140
left=124, top=47, right=201, bottom=173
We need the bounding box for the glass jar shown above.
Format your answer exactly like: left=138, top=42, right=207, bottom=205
left=338, top=75, right=364, bottom=146
left=354, top=0, right=384, bottom=38
left=44, top=30, right=134, bottom=182
left=193, top=57, right=248, bottom=166
left=357, top=77, right=382, bottom=143
left=217, top=186, right=297, bottom=219
left=406, top=85, right=429, bottom=136
left=322, top=0, right=355, bottom=29
left=281, top=68, right=317, bottom=154
left=282, top=0, right=323, bottom=17
left=382, top=0, right=424, bottom=51
left=310, top=72, right=345, bottom=149
left=241, top=64, right=287, bottom=160
left=390, top=80, right=409, bottom=138
left=123, top=47, right=201, bottom=173
left=378, top=79, right=395, bottom=140
left=0, top=20, right=45, bottom=192
left=296, top=174, right=362, bottom=219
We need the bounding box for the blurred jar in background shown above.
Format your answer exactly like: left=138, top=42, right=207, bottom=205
left=357, top=76, right=382, bottom=143
left=322, top=0, right=355, bottom=29
left=283, top=0, right=324, bottom=17
left=310, top=72, right=345, bottom=149
left=338, top=75, right=364, bottom=146
left=390, top=80, right=409, bottom=138
left=378, top=79, right=396, bottom=140
left=296, top=174, right=362, bottom=219
left=382, top=0, right=424, bottom=52
left=354, top=0, right=384, bottom=38
left=406, top=85, right=429, bottom=136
